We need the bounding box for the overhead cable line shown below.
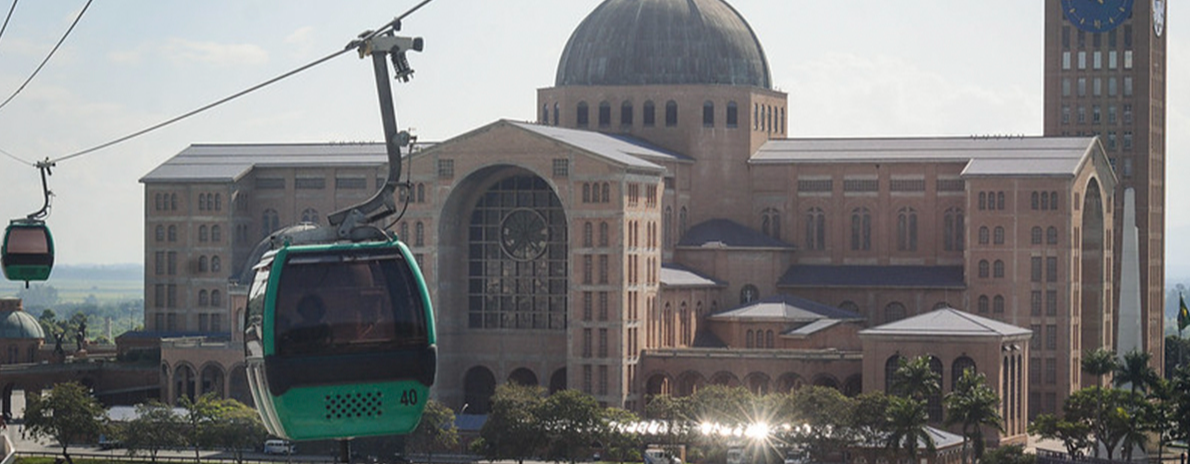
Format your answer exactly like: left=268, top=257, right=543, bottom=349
left=0, top=0, right=92, bottom=113
left=0, top=0, right=20, bottom=47
left=0, top=145, right=31, bottom=166
left=51, top=0, right=436, bottom=165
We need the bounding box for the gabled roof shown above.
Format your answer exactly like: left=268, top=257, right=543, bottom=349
left=710, top=294, right=862, bottom=322
left=859, top=307, right=1031, bottom=338
left=140, top=143, right=395, bottom=183
left=660, top=263, right=724, bottom=287
left=751, top=136, right=1102, bottom=178
left=508, top=120, right=688, bottom=168
left=678, top=219, right=795, bottom=249
left=692, top=330, right=727, bottom=348
left=779, top=265, right=965, bottom=289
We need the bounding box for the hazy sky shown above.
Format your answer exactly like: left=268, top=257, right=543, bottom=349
left=0, top=1, right=1187, bottom=281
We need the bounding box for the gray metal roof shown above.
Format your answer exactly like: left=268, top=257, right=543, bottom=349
left=710, top=294, right=863, bottom=322
left=660, top=263, right=724, bottom=287
left=859, top=307, right=1031, bottom=338
left=510, top=121, right=682, bottom=169
left=779, top=265, right=965, bottom=289
left=783, top=319, right=843, bottom=337
left=678, top=218, right=795, bottom=249
left=556, top=0, right=772, bottom=88
left=0, top=309, right=44, bottom=339
left=752, top=136, right=1099, bottom=177
left=140, top=143, right=392, bottom=183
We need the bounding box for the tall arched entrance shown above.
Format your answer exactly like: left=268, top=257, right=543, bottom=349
left=1080, top=179, right=1107, bottom=388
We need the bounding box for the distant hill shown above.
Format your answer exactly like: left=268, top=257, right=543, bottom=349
left=47, top=263, right=142, bottom=281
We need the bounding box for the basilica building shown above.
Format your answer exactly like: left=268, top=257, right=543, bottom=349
left=140, top=0, right=1132, bottom=447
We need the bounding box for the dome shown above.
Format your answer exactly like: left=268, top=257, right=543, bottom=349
left=0, top=308, right=44, bottom=340
left=556, top=0, right=771, bottom=88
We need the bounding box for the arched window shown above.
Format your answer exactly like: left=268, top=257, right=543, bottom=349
left=897, top=207, right=918, bottom=251
left=199, top=256, right=209, bottom=273
left=598, top=101, right=611, bottom=127
left=601, top=183, right=610, bottom=203
left=994, top=260, right=1004, bottom=278
left=944, top=208, right=964, bottom=251
left=726, top=101, right=739, bottom=127
left=850, top=207, right=871, bottom=251
left=1032, top=226, right=1043, bottom=245
left=979, top=260, right=990, bottom=278
left=952, top=356, right=977, bottom=390
left=746, top=330, right=754, bottom=348
left=805, top=207, right=825, bottom=251
left=198, top=194, right=206, bottom=211
left=643, top=100, right=656, bottom=127
left=211, top=256, right=221, bottom=273
left=199, top=290, right=209, bottom=307
left=156, top=225, right=165, bottom=242
left=301, top=208, right=319, bottom=224
left=997, top=192, right=1006, bottom=210
left=582, top=183, right=591, bottom=203
left=885, top=355, right=905, bottom=393
left=168, top=225, right=177, bottom=242
left=1047, top=226, right=1059, bottom=245
left=993, top=226, right=1005, bottom=245
left=211, top=290, right=222, bottom=307
left=1050, top=191, right=1060, bottom=210
left=553, top=102, right=559, bottom=126
left=680, top=303, right=690, bottom=345
left=978, top=295, right=989, bottom=313
left=583, top=222, right=593, bottom=247
left=765, top=330, right=774, bottom=348
left=679, top=207, right=688, bottom=237
left=884, top=302, right=906, bottom=323
left=541, top=104, right=549, bottom=123
left=664, top=207, right=673, bottom=248
left=576, top=101, right=589, bottom=127
left=979, top=192, right=987, bottom=210
left=927, top=356, right=944, bottom=421
left=665, top=100, right=678, bottom=127
left=599, top=222, right=609, bottom=247
left=993, top=295, right=1005, bottom=313
left=211, top=225, right=221, bottom=243
left=170, top=193, right=177, bottom=210
left=214, top=194, right=221, bottom=211
left=761, top=208, right=781, bottom=240
left=621, top=100, right=633, bottom=126
left=415, top=222, right=425, bottom=247
left=206, top=194, right=214, bottom=211
left=979, top=226, right=990, bottom=245
left=417, top=184, right=425, bottom=203
left=1041, top=191, right=1050, bottom=210
left=400, top=222, right=409, bottom=241
left=740, top=284, right=759, bottom=305
left=1032, top=192, right=1040, bottom=210
left=702, top=100, right=715, bottom=127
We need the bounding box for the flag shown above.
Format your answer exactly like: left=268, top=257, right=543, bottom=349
left=1179, top=293, right=1189, bottom=332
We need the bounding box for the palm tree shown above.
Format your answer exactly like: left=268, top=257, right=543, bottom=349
left=1114, top=348, right=1158, bottom=395
left=886, top=396, right=934, bottom=463
left=891, top=355, right=940, bottom=402
left=1081, top=348, right=1117, bottom=459
left=944, top=368, right=1003, bottom=463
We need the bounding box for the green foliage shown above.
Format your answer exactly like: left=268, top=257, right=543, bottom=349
left=885, top=396, right=934, bottom=463
left=205, top=398, right=269, bottom=463
left=979, top=444, right=1035, bottom=463
left=23, top=382, right=108, bottom=463
left=1115, top=348, right=1159, bottom=394
left=539, top=390, right=602, bottom=462
left=785, top=385, right=856, bottom=463
left=599, top=407, right=643, bottom=462
left=1028, top=413, right=1090, bottom=459
left=406, top=399, right=459, bottom=461
left=119, top=401, right=183, bottom=461
left=476, top=383, right=547, bottom=462
left=891, top=355, right=941, bottom=402
left=1082, top=347, right=1118, bottom=381
left=944, top=368, right=1002, bottom=463
left=177, top=392, right=223, bottom=461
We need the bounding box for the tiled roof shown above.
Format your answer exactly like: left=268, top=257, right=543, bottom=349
left=710, top=294, right=862, bottom=321
left=779, top=265, right=965, bottom=289
left=752, top=136, right=1099, bottom=178
left=510, top=120, right=688, bottom=168
left=660, top=263, right=724, bottom=287
left=140, top=143, right=396, bottom=183
left=859, top=307, right=1031, bottom=338
left=678, top=219, right=795, bottom=249
left=692, top=330, right=727, bottom=348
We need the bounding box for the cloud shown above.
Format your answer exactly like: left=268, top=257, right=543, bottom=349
left=285, top=26, right=314, bottom=45
left=162, top=38, right=269, bottom=67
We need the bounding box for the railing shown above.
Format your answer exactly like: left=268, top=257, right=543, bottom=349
left=13, top=450, right=333, bottom=464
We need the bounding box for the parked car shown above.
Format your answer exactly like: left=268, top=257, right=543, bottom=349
left=263, top=439, right=296, bottom=455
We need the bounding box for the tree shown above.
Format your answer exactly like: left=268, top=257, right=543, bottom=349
left=599, top=407, right=643, bottom=463
left=1115, top=348, right=1159, bottom=395
left=23, top=382, right=108, bottom=463
left=476, top=383, right=546, bottom=463
left=851, top=390, right=894, bottom=461
left=1063, top=387, right=1147, bottom=461
left=539, top=389, right=602, bottom=462
left=885, top=396, right=934, bottom=463
left=943, top=368, right=1002, bottom=463
left=978, top=444, right=1035, bottom=464
left=406, top=399, right=458, bottom=462
left=786, top=385, right=857, bottom=463
left=1028, top=413, right=1091, bottom=460
left=1080, top=348, right=1117, bottom=459
left=643, top=393, right=691, bottom=447
left=178, top=392, right=223, bottom=462
left=1169, top=363, right=1190, bottom=455
left=120, top=401, right=183, bottom=462
left=891, top=355, right=941, bottom=402
left=205, top=398, right=268, bottom=463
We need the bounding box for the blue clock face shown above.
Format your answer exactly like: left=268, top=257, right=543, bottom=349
left=1061, top=0, right=1135, bottom=33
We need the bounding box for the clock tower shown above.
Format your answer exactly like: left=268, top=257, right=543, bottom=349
left=1044, top=0, right=1166, bottom=406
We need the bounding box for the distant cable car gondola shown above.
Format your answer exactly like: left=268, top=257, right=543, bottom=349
left=2, top=219, right=54, bottom=283
left=3, top=159, right=56, bottom=286
left=244, top=22, right=435, bottom=444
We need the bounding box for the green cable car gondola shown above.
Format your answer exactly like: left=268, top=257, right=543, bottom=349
left=2, top=219, right=54, bottom=283
left=244, top=23, right=435, bottom=445
left=244, top=237, right=435, bottom=440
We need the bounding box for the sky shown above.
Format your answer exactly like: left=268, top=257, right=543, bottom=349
left=0, top=1, right=1188, bottom=282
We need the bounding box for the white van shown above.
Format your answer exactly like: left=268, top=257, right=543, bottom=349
left=263, top=439, right=296, bottom=455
